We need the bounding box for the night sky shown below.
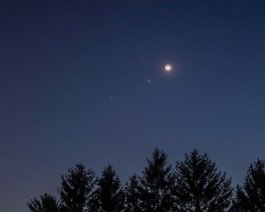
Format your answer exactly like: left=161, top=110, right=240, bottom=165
left=1, top=0, right=265, bottom=211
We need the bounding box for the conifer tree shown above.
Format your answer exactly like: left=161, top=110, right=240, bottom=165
left=232, top=159, right=265, bottom=211
left=89, top=165, right=125, bottom=212
left=126, top=148, right=174, bottom=211
left=27, top=193, right=59, bottom=212
left=125, top=175, right=142, bottom=212
left=174, top=149, right=232, bottom=212
left=58, top=164, right=95, bottom=212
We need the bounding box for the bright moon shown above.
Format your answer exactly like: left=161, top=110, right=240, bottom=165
left=164, top=64, right=172, bottom=72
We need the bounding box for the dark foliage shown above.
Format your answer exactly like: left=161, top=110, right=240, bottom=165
left=89, top=165, right=125, bottom=212
left=232, top=159, right=265, bottom=212
left=125, top=175, right=142, bottom=212
left=126, top=148, right=174, bottom=211
left=28, top=149, right=265, bottom=212
left=27, top=193, right=59, bottom=212
left=58, top=164, right=95, bottom=212
left=173, top=149, right=232, bottom=212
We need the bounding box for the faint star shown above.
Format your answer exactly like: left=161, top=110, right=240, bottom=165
left=147, top=79, right=151, bottom=85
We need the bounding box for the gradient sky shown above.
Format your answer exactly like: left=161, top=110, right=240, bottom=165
left=1, top=0, right=265, bottom=211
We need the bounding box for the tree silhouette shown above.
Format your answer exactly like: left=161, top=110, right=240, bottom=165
left=89, top=165, right=125, bottom=212
left=58, top=164, right=95, bottom=212
left=173, top=149, right=232, bottom=212
left=126, top=148, right=174, bottom=211
left=27, top=193, right=59, bottom=212
left=125, top=175, right=142, bottom=212
left=25, top=149, right=246, bottom=212
left=232, top=159, right=265, bottom=211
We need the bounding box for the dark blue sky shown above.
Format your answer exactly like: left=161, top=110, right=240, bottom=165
left=1, top=0, right=265, bottom=211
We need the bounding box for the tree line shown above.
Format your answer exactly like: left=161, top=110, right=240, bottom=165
left=27, top=149, right=265, bottom=212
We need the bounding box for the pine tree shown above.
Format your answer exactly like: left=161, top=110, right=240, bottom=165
left=27, top=193, right=59, bottom=212
left=232, top=159, right=265, bottom=211
left=125, top=175, right=142, bottom=212
left=58, top=164, right=95, bottom=212
left=126, top=148, right=174, bottom=211
left=89, top=165, right=125, bottom=212
left=174, top=149, right=232, bottom=212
